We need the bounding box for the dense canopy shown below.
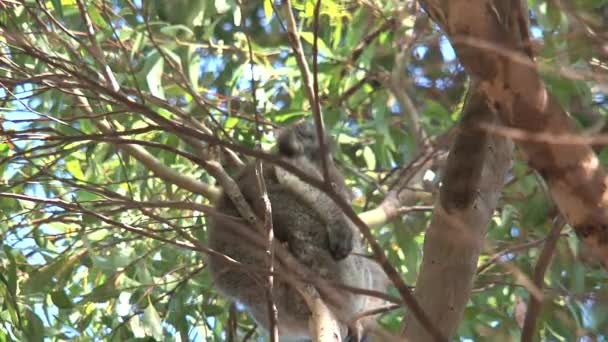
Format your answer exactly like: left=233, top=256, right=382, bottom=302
left=0, top=0, right=607, bottom=341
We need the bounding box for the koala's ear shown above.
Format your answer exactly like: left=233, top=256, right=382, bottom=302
left=276, top=126, right=300, bottom=157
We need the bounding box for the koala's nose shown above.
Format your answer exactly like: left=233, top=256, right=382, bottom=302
left=329, top=228, right=353, bottom=260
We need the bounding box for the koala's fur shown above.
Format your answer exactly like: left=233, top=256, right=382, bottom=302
left=207, top=122, right=387, bottom=341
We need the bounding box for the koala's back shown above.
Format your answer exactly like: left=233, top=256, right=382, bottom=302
left=208, top=163, right=327, bottom=338
left=207, top=163, right=371, bottom=340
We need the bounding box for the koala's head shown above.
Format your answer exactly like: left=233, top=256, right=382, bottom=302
left=277, top=121, right=331, bottom=161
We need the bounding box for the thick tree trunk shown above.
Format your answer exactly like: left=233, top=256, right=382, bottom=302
left=403, top=87, right=512, bottom=340
left=404, top=0, right=608, bottom=339
left=419, top=0, right=608, bottom=267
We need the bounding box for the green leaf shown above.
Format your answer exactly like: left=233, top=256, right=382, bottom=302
left=24, top=309, right=44, bottom=342
left=188, top=46, right=200, bottom=87
left=51, top=290, right=74, bottom=309
left=233, top=6, right=241, bottom=26
left=520, top=192, right=549, bottom=227
left=159, top=24, right=194, bottom=37
left=200, top=304, right=224, bottom=316
left=88, top=6, right=109, bottom=30
left=299, top=32, right=335, bottom=58
left=22, top=257, right=71, bottom=295
left=65, top=159, right=85, bottom=180
left=146, top=55, right=165, bottom=99
left=272, top=110, right=307, bottom=123
left=81, top=281, right=121, bottom=304
left=131, top=32, right=144, bottom=60
left=263, top=0, right=273, bottom=22
left=4, top=247, right=17, bottom=298
left=362, top=146, right=376, bottom=170
left=136, top=265, right=154, bottom=285
left=50, top=0, right=63, bottom=17
left=143, top=299, right=164, bottom=340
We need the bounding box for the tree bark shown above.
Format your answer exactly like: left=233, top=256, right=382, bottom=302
left=403, top=86, right=512, bottom=340
left=420, top=0, right=608, bottom=266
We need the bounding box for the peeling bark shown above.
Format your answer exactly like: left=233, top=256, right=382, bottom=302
left=419, top=0, right=608, bottom=266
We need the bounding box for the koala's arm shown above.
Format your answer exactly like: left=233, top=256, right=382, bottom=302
left=230, top=162, right=350, bottom=261
left=265, top=183, right=342, bottom=277
left=274, top=159, right=353, bottom=260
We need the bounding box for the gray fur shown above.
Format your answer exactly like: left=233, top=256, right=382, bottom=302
left=208, top=121, right=387, bottom=341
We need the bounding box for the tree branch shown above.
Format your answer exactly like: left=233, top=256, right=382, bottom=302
left=418, top=0, right=608, bottom=267
left=403, top=86, right=513, bottom=340
left=521, top=218, right=564, bottom=341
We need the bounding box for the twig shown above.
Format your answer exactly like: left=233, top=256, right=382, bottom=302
left=477, top=237, right=549, bottom=275
left=75, top=0, right=120, bottom=92
left=256, top=161, right=279, bottom=342
left=521, top=218, right=564, bottom=341
left=228, top=303, right=237, bottom=342
left=71, top=90, right=221, bottom=200
left=281, top=0, right=330, bottom=183
left=297, top=285, right=342, bottom=342
left=241, top=9, right=279, bottom=338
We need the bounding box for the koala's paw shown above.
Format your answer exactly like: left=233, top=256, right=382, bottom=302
left=328, top=220, right=353, bottom=260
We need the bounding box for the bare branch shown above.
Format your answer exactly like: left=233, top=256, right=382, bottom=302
left=521, top=218, right=564, bottom=341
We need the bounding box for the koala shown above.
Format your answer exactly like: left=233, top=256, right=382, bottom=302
left=207, top=121, right=388, bottom=341
left=273, top=122, right=354, bottom=261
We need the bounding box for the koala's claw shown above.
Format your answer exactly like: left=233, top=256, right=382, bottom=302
left=328, top=222, right=353, bottom=260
